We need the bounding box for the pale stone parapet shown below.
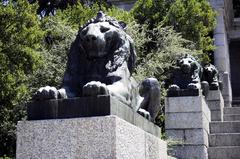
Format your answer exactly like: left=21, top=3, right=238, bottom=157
left=165, top=96, right=211, bottom=159
left=206, top=90, right=224, bottom=121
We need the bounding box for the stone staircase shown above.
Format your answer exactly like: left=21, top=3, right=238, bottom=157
left=208, top=103, right=240, bottom=159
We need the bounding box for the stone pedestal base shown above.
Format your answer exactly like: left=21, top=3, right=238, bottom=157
left=206, top=90, right=224, bottom=121
left=17, top=116, right=167, bottom=159
left=165, top=96, right=211, bottom=159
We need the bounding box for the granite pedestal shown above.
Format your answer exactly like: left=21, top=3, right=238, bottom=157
left=206, top=90, right=224, bottom=121
left=17, top=96, right=168, bottom=159
left=17, top=115, right=167, bottom=159
left=27, top=96, right=161, bottom=137
left=165, top=95, right=211, bottom=159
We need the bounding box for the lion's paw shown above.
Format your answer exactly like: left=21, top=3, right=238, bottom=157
left=169, top=84, right=180, bottom=91
left=83, top=81, right=109, bottom=96
left=33, top=86, right=59, bottom=100
left=187, top=83, right=198, bottom=90
left=137, top=108, right=151, bottom=121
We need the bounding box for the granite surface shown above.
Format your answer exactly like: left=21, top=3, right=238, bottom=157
left=17, top=115, right=167, bottom=159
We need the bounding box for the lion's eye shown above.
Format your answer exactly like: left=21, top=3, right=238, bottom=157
left=100, top=26, right=110, bottom=33
left=81, top=28, right=88, bottom=35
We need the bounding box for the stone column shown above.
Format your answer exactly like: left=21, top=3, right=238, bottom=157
left=165, top=96, right=211, bottom=159
left=210, top=0, right=232, bottom=107
left=206, top=90, right=224, bottom=121
left=17, top=115, right=168, bottom=159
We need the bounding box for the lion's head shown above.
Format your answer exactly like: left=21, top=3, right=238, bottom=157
left=202, top=63, right=220, bottom=90
left=62, top=12, right=136, bottom=96
left=66, top=11, right=136, bottom=74
left=202, top=64, right=218, bottom=80
left=177, top=54, right=201, bottom=75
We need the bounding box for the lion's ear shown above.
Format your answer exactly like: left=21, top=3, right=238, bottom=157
left=191, top=62, right=198, bottom=70
left=119, top=21, right=127, bottom=30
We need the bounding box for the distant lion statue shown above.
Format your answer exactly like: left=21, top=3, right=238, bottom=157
left=202, top=63, right=222, bottom=90
left=167, top=54, right=208, bottom=96
left=33, top=11, right=161, bottom=122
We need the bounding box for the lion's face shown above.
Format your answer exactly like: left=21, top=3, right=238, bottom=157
left=203, top=64, right=217, bottom=78
left=79, top=22, right=122, bottom=58
left=177, top=57, right=197, bottom=74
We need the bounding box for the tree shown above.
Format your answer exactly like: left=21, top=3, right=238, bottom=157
left=164, top=0, right=216, bottom=53
left=0, top=0, right=44, bottom=157
left=131, top=0, right=169, bottom=29
left=29, top=16, right=77, bottom=91
left=132, top=0, right=216, bottom=55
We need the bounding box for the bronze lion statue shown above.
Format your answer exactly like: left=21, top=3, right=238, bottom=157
left=167, top=54, right=208, bottom=96
left=33, top=11, right=161, bottom=122
left=202, top=63, right=222, bottom=90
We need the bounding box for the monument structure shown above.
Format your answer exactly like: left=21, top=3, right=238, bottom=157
left=106, top=1, right=240, bottom=157
left=16, top=12, right=169, bottom=159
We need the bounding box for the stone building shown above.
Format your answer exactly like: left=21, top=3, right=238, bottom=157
left=108, top=0, right=240, bottom=107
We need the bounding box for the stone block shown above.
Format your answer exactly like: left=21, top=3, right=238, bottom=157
left=224, top=114, right=240, bottom=121
left=206, top=90, right=224, bottom=121
left=165, top=96, right=210, bottom=121
left=165, top=112, right=209, bottom=131
left=224, top=107, right=240, bottom=114
left=222, top=72, right=232, bottom=105
left=27, top=96, right=161, bottom=138
left=166, top=129, right=209, bottom=146
left=214, top=33, right=227, bottom=46
left=207, top=101, right=223, bottom=111
left=210, top=121, right=240, bottom=134
left=211, top=110, right=223, bottom=121
left=165, top=96, right=204, bottom=113
left=209, top=133, right=240, bottom=147
left=145, top=132, right=168, bottom=159
left=208, top=146, right=240, bottom=159
left=17, top=116, right=167, bottom=159
left=206, top=90, right=223, bottom=101
left=168, top=145, right=208, bottom=159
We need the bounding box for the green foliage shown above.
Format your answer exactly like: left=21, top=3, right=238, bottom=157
left=164, top=0, right=217, bottom=53
left=131, top=0, right=170, bottom=28
left=55, top=3, right=134, bottom=29
left=0, top=0, right=43, bottom=157
left=132, top=0, right=217, bottom=54
left=0, top=156, right=12, bottom=159
left=29, top=16, right=77, bottom=92
left=133, top=25, right=198, bottom=83
left=0, top=1, right=217, bottom=157
left=55, top=2, right=98, bottom=29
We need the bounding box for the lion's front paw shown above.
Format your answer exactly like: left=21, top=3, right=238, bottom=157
left=187, top=83, right=198, bottom=90
left=137, top=108, right=151, bottom=121
left=210, top=82, right=219, bottom=90
left=33, top=86, right=59, bottom=100
left=169, top=84, right=180, bottom=91
left=83, top=81, right=109, bottom=96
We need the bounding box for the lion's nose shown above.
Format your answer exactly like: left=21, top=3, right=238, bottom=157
left=86, top=34, right=97, bottom=42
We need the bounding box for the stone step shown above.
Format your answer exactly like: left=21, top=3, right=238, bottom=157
left=232, top=104, right=240, bottom=107
left=210, top=121, right=240, bottom=133
left=224, top=107, right=240, bottom=114
left=208, top=146, right=240, bottom=159
left=224, top=114, right=240, bottom=121
left=232, top=99, right=240, bottom=106
left=209, top=133, right=240, bottom=146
